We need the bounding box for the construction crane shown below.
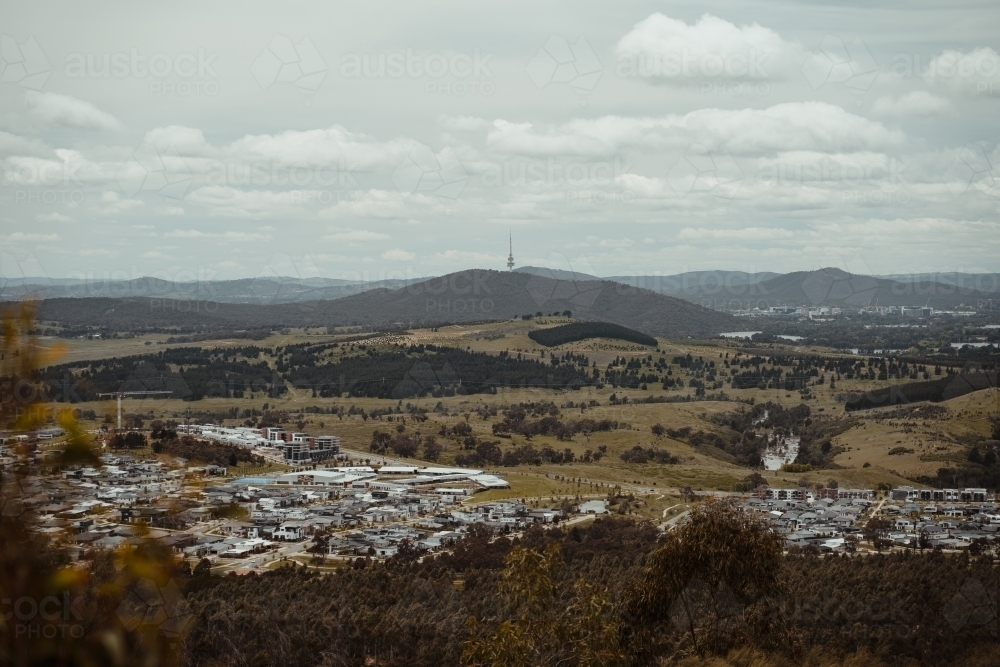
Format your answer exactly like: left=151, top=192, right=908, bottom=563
left=98, top=391, right=172, bottom=430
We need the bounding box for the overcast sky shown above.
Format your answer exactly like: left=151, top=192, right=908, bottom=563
left=1, top=1, right=999, bottom=283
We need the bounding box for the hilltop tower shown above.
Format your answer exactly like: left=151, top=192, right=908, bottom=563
left=507, top=232, right=515, bottom=271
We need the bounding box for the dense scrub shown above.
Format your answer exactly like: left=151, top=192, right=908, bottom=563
left=40, top=346, right=286, bottom=401
left=619, top=445, right=679, bottom=464
left=286, top=345, right=594, bottom=398
left=528, top=322, right=658, bottom=348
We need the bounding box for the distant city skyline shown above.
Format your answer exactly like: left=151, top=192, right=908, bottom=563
left=1, top=1, right=999, bottom=282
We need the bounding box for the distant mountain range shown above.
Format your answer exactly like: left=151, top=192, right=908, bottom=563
left=881, top=272, right=1000, bottom=292
left=0, top=276, right=418, bottom=304
left=664, top=268, right=997, bottom=310
left=520, top=267, right=999, bottom=309
left=516, top=267, right=780, bottom=294
left=34, top=270, right=737, bottom=338
left=6, top=267, right=998, bottom=311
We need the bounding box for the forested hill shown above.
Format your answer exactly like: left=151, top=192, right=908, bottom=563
left=661, top=267, right=998, bottom=309
left=35, top=270, right=737, bottom=337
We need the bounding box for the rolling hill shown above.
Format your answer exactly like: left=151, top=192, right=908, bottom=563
left=35, top=270, right=738, bottom=338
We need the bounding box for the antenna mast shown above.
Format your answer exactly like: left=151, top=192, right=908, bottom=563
left=507, top=232, right=515, bottom=271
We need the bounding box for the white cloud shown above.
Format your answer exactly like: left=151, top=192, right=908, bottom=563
left=381, top=248, right=415, bottom=261
left=425, top=249, right=498, bottom=264
left=98, top=190, right=145, bottom=214
left=164, top=229, right=273, bottom=241
left=2, top=150, right=115, bottom=187
left=485, top=103, right=906, bottom=157
left=438, top=115, right=492, bottom=131
left=2, top=232, right=60, bottom=242
left=184, top=186, right=316, bottom=218
left=24, top=92, right=123, bottom=131
left=615, top=13, right=805, bottom=82
left=0, top=5, right=994, bottom=277
left=678, top=226, right=795, bottom=241
left=144, top=126, right=215, bottom=156
left=215, top=260, right=243, bottom=269
left=320, top=189, right=447, bottom=219
left=321, top=230, right=391, bottom=242
left=35, top=212, right=73, bottom=222
left=79, top=248, right=116, bottom=257
left=0, top=131, right=53, bottom=157
left=140, top=250, right=174, bottom=259
left=871, top=91, right=954, bottom=118
left=226, top=125, right=413, bottom=170
left=922, top=47, right=1000, bottom=95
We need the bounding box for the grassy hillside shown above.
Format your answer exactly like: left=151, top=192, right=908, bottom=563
left=43, top=317, right=999, bottom=496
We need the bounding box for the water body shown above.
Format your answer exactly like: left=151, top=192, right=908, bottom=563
left=762, top=436, right=800, bottom=471
left=719, top=331, right=762, bottom=338
left=777, top=335, right=805, bottom=341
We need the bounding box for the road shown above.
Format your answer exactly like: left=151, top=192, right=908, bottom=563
left=659, top=508, right=691, bottom=532
left=661, top=503, right=685, bottom=518
left=211, top=538, right=311, bottom=574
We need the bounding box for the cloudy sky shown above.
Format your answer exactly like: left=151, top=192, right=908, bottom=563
left=1, top=1, right=999, bottom=283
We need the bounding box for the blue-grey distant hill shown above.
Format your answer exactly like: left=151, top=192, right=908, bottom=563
left=0, top=276, right=418, bottom=303
left=34, top=269, right=738, bottom=338
left=514, top=266, right=778, bottom=291
left=515, top=266, right=998, bottom=308
left=11, top=267, right=996, bottom=310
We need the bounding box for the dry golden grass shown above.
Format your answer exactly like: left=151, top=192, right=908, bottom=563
left=51, top=321, right=999, bottom=500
